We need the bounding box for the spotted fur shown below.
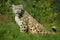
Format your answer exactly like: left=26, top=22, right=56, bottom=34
left=12, top=4, right=52, bottom=34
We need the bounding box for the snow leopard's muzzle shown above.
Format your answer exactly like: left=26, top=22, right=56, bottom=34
left=16, top=9, right=25, bottom=18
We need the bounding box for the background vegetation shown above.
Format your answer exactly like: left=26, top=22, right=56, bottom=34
left=0, top=0, right=60, bottom=40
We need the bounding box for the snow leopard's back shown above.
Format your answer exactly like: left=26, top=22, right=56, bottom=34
left=19, top=11, right=51, bottom=34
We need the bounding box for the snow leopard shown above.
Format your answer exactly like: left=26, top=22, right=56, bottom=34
left=12, top=4, right=52, bottom=34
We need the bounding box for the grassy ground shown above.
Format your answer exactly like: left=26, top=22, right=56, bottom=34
left=0, top=22, right=60, bottom=40
left=0, top=0, right=60, bottom=40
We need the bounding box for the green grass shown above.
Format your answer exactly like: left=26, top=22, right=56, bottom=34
left=0, top=22, right=60, bottom=40
left=0, top=0, right=60, bottom=40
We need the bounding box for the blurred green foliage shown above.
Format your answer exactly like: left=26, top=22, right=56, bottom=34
left=0, top=0, right=60, bottom=24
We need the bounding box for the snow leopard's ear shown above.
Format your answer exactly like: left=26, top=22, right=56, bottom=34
left=12, top=4, right=15, bottom=13
left=12, top=4, right=15, bottom=10
left=12, top=4, right=15, bottom=12
left=12, top=4, right=15, bottom=7
left=19, top=4, right=23, bottom=9
left=19, top=4, right=23, bottom=7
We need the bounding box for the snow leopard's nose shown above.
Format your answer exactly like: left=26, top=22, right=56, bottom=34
left=18, top=9, right=25, bottom=18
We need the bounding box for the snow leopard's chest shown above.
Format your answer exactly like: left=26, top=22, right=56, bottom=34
left=15, top=14, right=29, bottom=32
left=15, top=16, right=23, bottom=26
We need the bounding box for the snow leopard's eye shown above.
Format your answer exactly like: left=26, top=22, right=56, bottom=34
left=19, top=8, right=21, bottom=10
left=14, top=8, right=17, bottom=10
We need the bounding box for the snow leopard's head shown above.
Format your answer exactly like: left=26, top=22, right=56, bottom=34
left=12, top=4, right=24, bottom=18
